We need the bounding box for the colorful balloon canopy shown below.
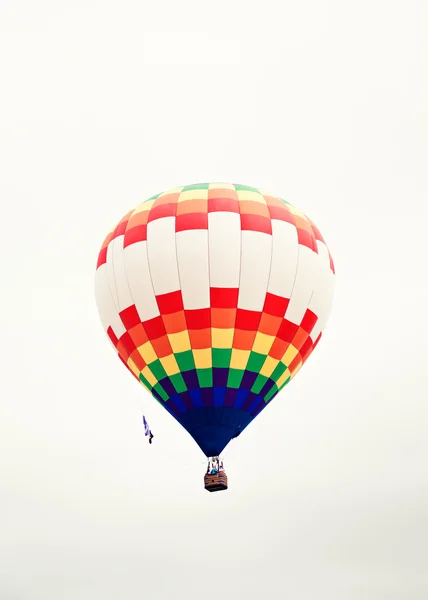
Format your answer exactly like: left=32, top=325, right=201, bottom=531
left=94, top=183, right=335, bottom=457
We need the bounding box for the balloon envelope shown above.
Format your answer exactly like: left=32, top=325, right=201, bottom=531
left=94, top=183, right=335, bottom=456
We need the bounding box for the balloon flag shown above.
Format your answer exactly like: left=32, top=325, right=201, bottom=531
left=95, top=184, right=335, bottom=458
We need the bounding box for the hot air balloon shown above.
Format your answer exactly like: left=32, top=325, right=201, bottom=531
left=94, top=183, right=335, bottom=492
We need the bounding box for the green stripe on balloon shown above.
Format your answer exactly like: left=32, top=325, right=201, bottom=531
left=182, top=183, right=209, bottom=191
left=175, top=350, right=195, bottom=372
left=212, top=348, right=232, bottom=368
left=145, top=192, right=162, bottom=202
left=233, top=184, right=259, bottom=192
left=246, top=352, right=266, bottom=373
left=251, top=374, right=270, bottom=395
left=169, top=373, right=187, bottom=394
left=153, top=383, right=169, bottom=401
left=227, top=369, right=244, bottom=389
left=271, top=362, right=288, bottom=380
left=148, top=359, right=167, bottom=381
left=139, top=372, right=153, bottom=391
left=197, top=369, right=212, bottom=388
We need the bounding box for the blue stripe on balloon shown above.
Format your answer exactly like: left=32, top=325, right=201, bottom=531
left=213, top=386, right=226, bottom=406
left=189, top=388, right=203, bottom=408
left=247, top=395, right=262, bottom=414
left=169, top=394, right=187, bottom=413
left=251, top=399, right=267, bottom=417
left=234, top=389, right=250, bottom=409
left=164, top=399, right=181, bottom=417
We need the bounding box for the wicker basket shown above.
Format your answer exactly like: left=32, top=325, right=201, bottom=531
left=204, top=471, right=228, bottom=492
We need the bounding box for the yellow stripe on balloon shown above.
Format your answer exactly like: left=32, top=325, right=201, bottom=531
left=230, top=349, right=251, bottom=370
left=193, top=349, right=212, bottom=369
left=167, top=331, right=191, bottom=353
left=260, top=356, right=280, bottom=378
left=178, top=189, right=209, bottom=202
left=211, top=328, right=234, bottom=348
left=141, top=366, right=157, bottom=387
left=252, top=332, right=275, bottom=355
left=281, top=344, right=299, bottom=366
left=137, top=341, right=157, bottom=364
left=160, top=355, right=181, bottom=376
left=276, top=368, right=291, bottom=389
left=127, top=357, right=141, bottom=378
left=236, top=190, right=265, bottom=203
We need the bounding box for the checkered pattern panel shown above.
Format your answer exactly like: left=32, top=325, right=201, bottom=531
left=95, top=183, right=335, bottom=421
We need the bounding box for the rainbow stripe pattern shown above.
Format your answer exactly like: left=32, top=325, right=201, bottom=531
left=95, top=183, right=335, bottom=456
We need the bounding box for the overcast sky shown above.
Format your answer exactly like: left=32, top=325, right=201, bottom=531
left=1, top=1, right=427, bottom=599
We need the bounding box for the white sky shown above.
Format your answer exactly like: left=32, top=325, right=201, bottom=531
left=1, top=1, right=427, bottom=598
